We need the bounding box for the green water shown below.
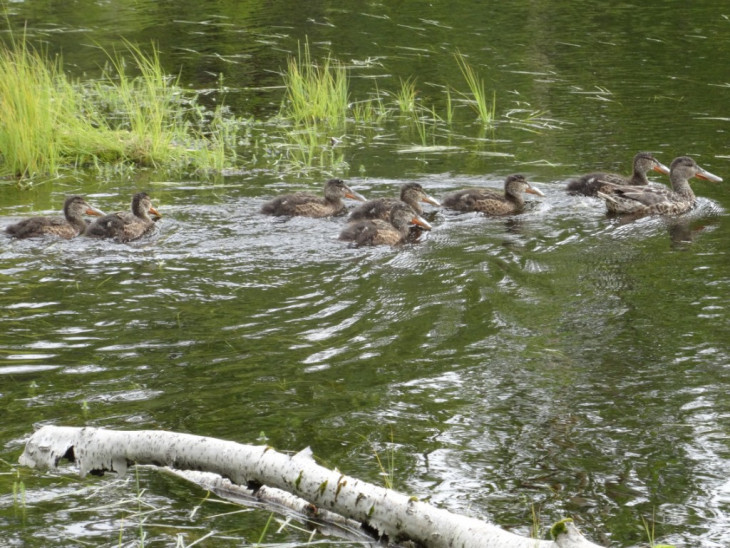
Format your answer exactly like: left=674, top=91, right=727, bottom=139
left=1, top=1, right=729, bottom=546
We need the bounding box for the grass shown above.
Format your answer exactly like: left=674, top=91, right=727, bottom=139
left=0, top=33, right=238, bottom=182
left=395, top=76, right=418, bottom=113
left=454, top=52, right=496, bottom=125
left=280, top=39, right=348, bottom=129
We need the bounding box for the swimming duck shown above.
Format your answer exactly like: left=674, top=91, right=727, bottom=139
left=5, top=195, right=104, bottom=239
left=86, top=192, right=161, bottom=242
left=441, top=174, right=544, bottom=215
left=339, top=202, right=432, bottom=246
left=261, top=178, right=366, bottom=218
left=566, top=152, right=670, bottom=196
left=348, top=182, right=440, bottom=222
left=597, top=156, right=722, bottom=216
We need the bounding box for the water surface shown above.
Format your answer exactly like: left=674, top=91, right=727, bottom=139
left=1, top=2, right=729, bottom=547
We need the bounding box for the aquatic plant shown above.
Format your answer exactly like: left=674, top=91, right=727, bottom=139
left=454, top=52, right=496, bottom=126
left=395, top=76, right=418, bottom=113
left=280, top=40, right=348, bottom=129
left=0, top=33, right=238, bottom=182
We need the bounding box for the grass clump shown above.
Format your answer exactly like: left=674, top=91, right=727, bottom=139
left=454, top=52, right=496, bottom=126
left=280, top=40, right=348, bottom=129
left=0, top=33, right=238, bottom=182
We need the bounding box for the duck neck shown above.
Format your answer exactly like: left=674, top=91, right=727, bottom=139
left=402, top=195, right=423, bottom=214
left=505, top=191, right=525, bottom=207
left=66, top=212, right=87, bottom=233
left=630, top=169, right=650, bottom=186
left=670, top=174, right=695, bottom=200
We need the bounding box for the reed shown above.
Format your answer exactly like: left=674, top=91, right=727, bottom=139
left=454, top=52, right=496, bottom=125
left=281, top=40, right=348, bottom=129
left=395, top=76, right=418, bottom=113
left=0, top=33, right=237, bottom=181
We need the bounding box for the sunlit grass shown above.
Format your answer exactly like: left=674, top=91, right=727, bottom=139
left=454, top=52, right=496, bottom=125
left=0, top=33, right=238, bottom=182
left=280, top=40, right=348, bottom=129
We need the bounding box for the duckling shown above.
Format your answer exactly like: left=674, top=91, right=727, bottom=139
left=5, top=195, right=104, bottom=239
left=261, top=178, right=366, bottom=218
left=597, top=156, right=722, bottom=216
left=567, top=152, right=670, bottom=196
left=442, top=174, right=544, bottom=215
left=339, top=202, right=432, bottom=246
left=86, top=192, right=161, bottom=242
left=348, top=182, right=440, bottom=222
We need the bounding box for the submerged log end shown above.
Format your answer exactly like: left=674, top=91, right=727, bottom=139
left=19, top=425, right=82, bottom=471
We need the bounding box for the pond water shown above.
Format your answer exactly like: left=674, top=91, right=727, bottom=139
left=1, top=1, right=730, bottom=547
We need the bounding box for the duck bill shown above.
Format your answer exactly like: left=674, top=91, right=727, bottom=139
left=525, top=185, right=545, bottom=197
left=148, top=206, right=162, bottom=218
left=653, top=162, right=671, bottom=175
left=345, top=189, right=367, bottom=202
left=85, top=207, right=105, bottom=217
left=421, top=194, right=441, bottom=207
left=696, top=168, right=723, bottom=183
left=411, top=215, right=432, bottom=230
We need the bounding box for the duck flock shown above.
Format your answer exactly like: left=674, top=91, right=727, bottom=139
left=3, top=154, right=722, bottom=246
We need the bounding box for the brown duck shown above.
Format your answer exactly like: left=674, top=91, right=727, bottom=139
left=86, top=192, right=161, bottom=242
left=348, top=182, right=440, bottom=222
left=598, top=156, right=722, bottom=217
left=441, top=174, right=544, bottom=215
left=566, top=152, right=670, bottom=196
left=5, top=195, right=104, bottom=239
left=339, top=202, right=432, bottom=246
left=261, top=178, right=366, bottom=218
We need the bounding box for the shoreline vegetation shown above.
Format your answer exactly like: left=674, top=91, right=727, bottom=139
left=0, top=34, right=554, bottom=185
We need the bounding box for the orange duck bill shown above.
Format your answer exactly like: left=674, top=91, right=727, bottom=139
left=344, top=187, right=367, bottom=202
left=696, top=167, right=723, bottom=183
left=525, top=184, right=545, bottom=197
left=85, top=206, right=105, bottom=217
left=421, top=193, right=441, bottom=207
left=411, top=214, right=432, bottom=230
left=652, top=161, right=671, bottom=175
left=149, top=206, right=162, bottom=218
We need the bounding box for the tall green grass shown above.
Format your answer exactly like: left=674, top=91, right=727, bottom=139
left=280, top=40, right=348, bottom=129
left=0, top=34, right=237, bottom=181
left=454, top=52, right=496, bottom=125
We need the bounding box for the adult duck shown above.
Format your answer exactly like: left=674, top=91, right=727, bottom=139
left=5, top=195, right=104, bottom=239
left=566, top=152, right=670, bottom=196
left=441, top=174, right=544, bottom=215
left=348, top=182, right=440, bottom=222
left=597, top=156, right=722, bottom=216
left=339, top=202, right=432, bottom=246
left=261, top=178, right=366, bottom=218
left=86, top=192, right=161, bottom=242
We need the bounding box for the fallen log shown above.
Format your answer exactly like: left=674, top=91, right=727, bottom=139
left=19, top=425, right=603, bottom=548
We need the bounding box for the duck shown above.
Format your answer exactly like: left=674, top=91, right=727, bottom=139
left=566, top=152, right=670, bottom=196
left=86, top=192, right=161, bottom=242
left=5, top=195, right=104, bottom=239
left=441, top=174, right=544, bottom=215
left=348, top=182, right=440, bottom=222
left=597, top=156, right=722, bottom=216
left=261, top=178, right=366, bottom=218
left=339, top=202, right=432, bottom=246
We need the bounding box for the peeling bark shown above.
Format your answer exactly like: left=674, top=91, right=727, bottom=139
left=20, top=426, right=603, bottom=548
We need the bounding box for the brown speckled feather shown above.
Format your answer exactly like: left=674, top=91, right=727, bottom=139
left=86, top=192, right=160, bottom=242
left=261, top=178, right=366, bottom=218
left=442, top=174, right=543, bottom=215
left=5, top=196, right=102, bottom=239
left=566, top=152, right=670, bottom=196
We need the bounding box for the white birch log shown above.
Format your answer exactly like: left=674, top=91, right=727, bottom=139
left=19, top=425, right=603, bottom=548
